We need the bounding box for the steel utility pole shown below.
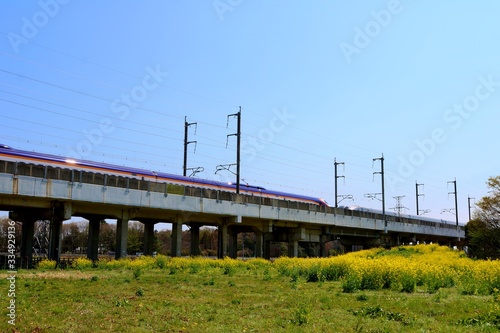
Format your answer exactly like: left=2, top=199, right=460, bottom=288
left=468, top=196, right=475, bottom=221
left=183, top=116, right=197, bottom=177
left=373, top=154, right=385, bottom=229
left=416, top=182, right=424, bottom=215
left=334, top=158, right=345, bottom=208
left=226, top=107, right=241, bottom=194
left=448, top=179, right=458, bottom=226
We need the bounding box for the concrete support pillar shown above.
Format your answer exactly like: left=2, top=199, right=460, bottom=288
left=254, top=233, right=263, bottom=258
left=320, top=227, right=331, bottom=258
left=217, top=223, right=228, bottom=258
left=48, top=202, right=72, bottom=263
left=115, top=217, right=129, bottom=259
left=48, top=217, right=63, bottom=262
left=11, top=210, right=45, bottom=269
left=87, top=219, right=101, bottom=261
left=21, top=219, right=35, bottom=269
left=263, top=234, right=272, bottom=260
left=320, top=235, right=328, bottom=257
left=261, top=220, right=274, bottom=260
left=314, top=243, right=321, bottom=257
left=143, top=222, right=156, bottom=256
left=171, top=222, right=183, bottom=257
left=288, top=240, right=299, bottom=258
left=190, top=224, right=201, bottom=256
left=228, top=230, right=238, bottom=259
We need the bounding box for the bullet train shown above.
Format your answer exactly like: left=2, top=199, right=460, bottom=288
left=340, top=205, right=454, bottom=225
left=0, top=144, right=328, bottom=206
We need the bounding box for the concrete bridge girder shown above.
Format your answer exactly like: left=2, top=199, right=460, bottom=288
left=0, top=172, right=465, bottom=262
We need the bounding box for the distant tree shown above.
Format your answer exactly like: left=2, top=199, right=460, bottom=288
left=127, top=221, right=144, bottom=254
left=61, top=223, right=78, bottom=253
left=155, top=229, right=171, bottom=255
left=0, top=218, right=22, bottom=253
left=238, top=232, right=255, bottom=258
left=33, top=220, right=50, bottom=255
left=199, top=227, right=217, bottom=256
left=270, top=242, right=288, bottom=258
left=100, top=221, right=116, bottom=253
left=61, top=222, right=87, bottom=253
left=182, top=229, right=191, bottom=256
left=466, top=176, right=500, bottom=259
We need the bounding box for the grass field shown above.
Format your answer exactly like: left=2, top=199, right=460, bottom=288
left=2, top=245, right=500, bottom=332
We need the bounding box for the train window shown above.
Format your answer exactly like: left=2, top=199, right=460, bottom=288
left=32, top=165, right=45, bottom=178
left=17, top=163, right=31, bottom=176
left=94, top=173, right=105, bottom=185
left=60, top=168, right=72, bottom=181
left=46, top=167, right=60, bottom=180
left=5, top=162, right=15, bottom=174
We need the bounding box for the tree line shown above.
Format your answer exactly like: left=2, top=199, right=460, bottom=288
left=0, top=219, right=327, bottom=258
left=465, top=175, right=500, bottom=259
left=0, top=219, right=220, bottom=256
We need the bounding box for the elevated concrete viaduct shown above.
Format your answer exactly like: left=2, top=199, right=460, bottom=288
left=0, top=160, right=464, bottom=266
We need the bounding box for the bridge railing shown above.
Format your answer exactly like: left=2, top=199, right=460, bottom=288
left=337, top=206, right=461, bottom=231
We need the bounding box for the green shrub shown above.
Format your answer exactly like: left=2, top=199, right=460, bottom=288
left=155, top=255, right=168, bottom=269
left=321, top=262, right=349, bottom=281
left=133, top=268, right=142, bottom=279
left=291, top=303, right=310, bottom=326
left=342, top=273, right=361, bottom=293
left=361, top=270, right=385, bottom=290
left=222, top=263, right=235, bottom=276
left=400, top=273, right=416, bottom=293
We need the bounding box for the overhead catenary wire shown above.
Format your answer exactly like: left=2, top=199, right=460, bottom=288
left=0, top=47, right=385, bottom=166
left=0, top=58, right=385, bottom=179
left=0, top=42, right=484, bottom=217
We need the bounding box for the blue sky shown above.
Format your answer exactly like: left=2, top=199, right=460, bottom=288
left=0, top=1, right=499, bottom=224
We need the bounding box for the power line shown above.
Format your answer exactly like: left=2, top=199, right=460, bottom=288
left=0, top=49, right=485, bottom=209
left=0, top=68, right=184, bottom=121
left=0, top=68, right=395, bottom=185
left=0, top=55, right=385, bottom=169
left=0, top=40, right=240, bottom=107
left=0, top=89, right=181, bottom=134
left=0, top=98, right=182, bottom=142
